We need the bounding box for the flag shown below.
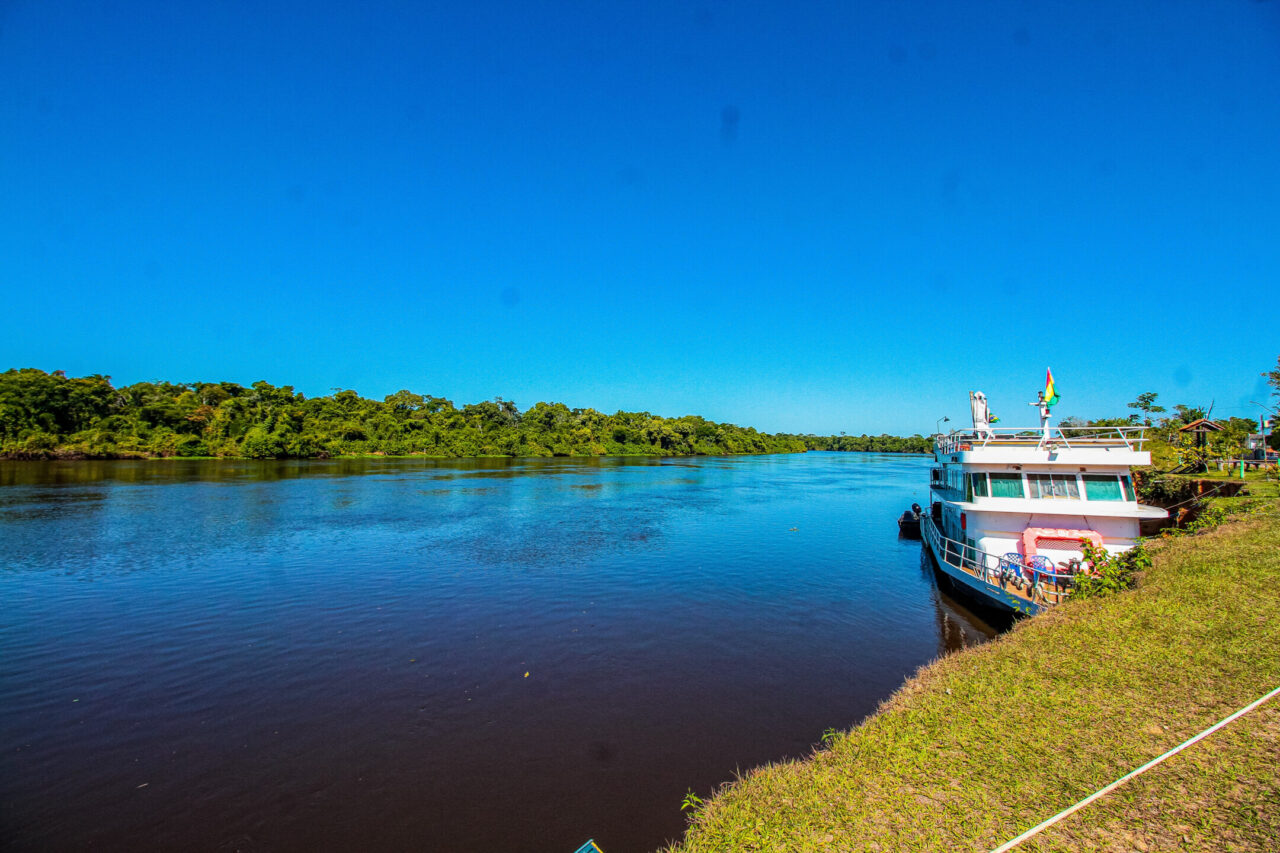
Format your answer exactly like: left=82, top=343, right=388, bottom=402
left=1044, top=368, right=1060, bottom=408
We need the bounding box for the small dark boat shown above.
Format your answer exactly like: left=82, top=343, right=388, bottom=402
left=898, top=502, right=923, bottom=538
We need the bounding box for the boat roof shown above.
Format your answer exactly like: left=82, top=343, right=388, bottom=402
left=942, top=498, right=1167, bottom=519
left=934, top=426, right=1150, bottom=466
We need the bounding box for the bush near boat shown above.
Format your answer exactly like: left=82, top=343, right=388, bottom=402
left=1071, top=538, right=1150, bottom=599
left=666, top=498, right=1280, bottom=852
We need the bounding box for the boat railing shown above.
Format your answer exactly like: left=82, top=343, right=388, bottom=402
left=933, top=425, right=1147, bottom=455
left=921, top=515, right=1074, bottom=605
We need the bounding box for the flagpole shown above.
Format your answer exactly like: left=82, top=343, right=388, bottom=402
left=1041, top=368, right=1053, bottom=445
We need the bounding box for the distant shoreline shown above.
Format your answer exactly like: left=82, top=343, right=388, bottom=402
left=0, top=448, right=933, bottom=462
left=1, top=368, right=932, bottom=461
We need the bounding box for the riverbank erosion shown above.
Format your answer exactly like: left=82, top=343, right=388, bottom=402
left=667, top=503, right=1280, bottom=852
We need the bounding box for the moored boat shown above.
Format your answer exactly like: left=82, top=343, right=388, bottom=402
left=897, top=502, right=923, bottom=537
left=921, top=378, right=1167, bottom=614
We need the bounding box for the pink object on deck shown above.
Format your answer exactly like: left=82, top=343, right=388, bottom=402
left=1021, top=527, right=1103, bottom=558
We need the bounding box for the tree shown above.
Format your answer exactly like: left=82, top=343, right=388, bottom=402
left=1262, top=357, right=1280, bottom=451
left=384, top=390, right=425, bottom=416
left=1264, top=356, right=1280, bottom=399
left=1172, top=404, right=1206, bottom=424
left=239, top=426, right=283, bottom=458
left=1126, top=392, right=1165, bottom=426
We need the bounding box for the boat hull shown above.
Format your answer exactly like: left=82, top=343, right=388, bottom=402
left=921, top=534, right=1043, bottom=616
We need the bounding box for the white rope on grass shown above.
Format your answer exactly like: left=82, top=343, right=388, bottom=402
left=989, top=684, right=1280, bottom=853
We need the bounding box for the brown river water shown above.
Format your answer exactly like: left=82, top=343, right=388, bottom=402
left=0, top=454, right=1002, bottom=852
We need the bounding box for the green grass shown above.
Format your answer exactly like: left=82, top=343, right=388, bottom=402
left=665, top=501, right=1280, bottom=852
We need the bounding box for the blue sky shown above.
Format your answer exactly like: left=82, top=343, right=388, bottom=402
left=2, top=1, right=1278, bottom=434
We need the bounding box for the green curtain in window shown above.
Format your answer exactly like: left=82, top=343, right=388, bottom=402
left=971, top=474, right=988, bottom=498
left=1084, top=475, right=1123, bottom=501
left=989, top=474, right=1024, bottom=498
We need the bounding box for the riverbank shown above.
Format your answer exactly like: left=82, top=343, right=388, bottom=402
left=0, top=449, right=807, bottom=461
left=0, top=448, right=933, bottom=462
left=666, top=501, right=1280, bottom=852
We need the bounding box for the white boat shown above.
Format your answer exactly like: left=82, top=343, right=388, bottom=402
left=920, top=388, right=1167, bottom=615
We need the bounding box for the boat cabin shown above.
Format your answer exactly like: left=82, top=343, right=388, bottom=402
left=921, top=390, right=1167, bottom=613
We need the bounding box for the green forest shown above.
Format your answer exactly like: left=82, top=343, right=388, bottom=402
left=0, top=369, right=930, bottom=460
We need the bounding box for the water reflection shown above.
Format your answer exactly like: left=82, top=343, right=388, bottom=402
left=918, top=548, right=1015, bottom=651
left=920, top=551, right=1005, bottom=653
left=0, top=455, right=687, bottom=489
left=1, top=454, right=999, bottom=852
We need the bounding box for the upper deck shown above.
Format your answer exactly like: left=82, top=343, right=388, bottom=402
left=933, top=426, right=1150, bottom=467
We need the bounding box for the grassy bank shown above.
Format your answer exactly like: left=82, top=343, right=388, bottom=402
left=667, top=502, right=1280, bottom=852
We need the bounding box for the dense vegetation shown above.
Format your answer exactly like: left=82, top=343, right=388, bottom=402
left=10, top=360, right=1271, bottom=462
left=0, top=368, right=929, bottom=460
left=796, top=433, right=932, bottom=454
left=1057, top=357, right=1280, bottom=472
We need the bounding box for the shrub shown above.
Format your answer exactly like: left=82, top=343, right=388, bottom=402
left=240, top=426, right=284, bottom=459
left=1073, top=539, right=1150, bottom=599
left=21, top=431, right=58, bottom=453
left=1136, top=474, right=1199, bottom=505
left=175, top=435, right=210, bottom=457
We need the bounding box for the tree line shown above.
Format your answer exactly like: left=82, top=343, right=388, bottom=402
left=795, top=433, right=933, bottom=454
left=0, top=369, right=930, bottom=460
left=1059, top=355, right=1280, bottom=470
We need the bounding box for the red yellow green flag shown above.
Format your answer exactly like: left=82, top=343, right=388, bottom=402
left=1044, top=368, right=1060, bottom=407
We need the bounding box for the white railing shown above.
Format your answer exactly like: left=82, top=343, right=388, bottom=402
left=934, top=426, right=1147, bottom=455
left=921, top=515, right=1072, bottom=605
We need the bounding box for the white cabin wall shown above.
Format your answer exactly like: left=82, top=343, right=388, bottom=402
left=969, top=510, right=1140, bottom=557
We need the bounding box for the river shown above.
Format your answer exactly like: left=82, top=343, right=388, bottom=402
left=0, top=453, right=1002, bottom=852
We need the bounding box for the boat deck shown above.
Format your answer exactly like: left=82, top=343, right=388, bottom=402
left=935, top=425, right=1147, bottom=455
left=921, top=516, right=1072, bottom=614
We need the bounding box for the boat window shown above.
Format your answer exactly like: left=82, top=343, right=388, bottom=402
left=1083, top=474, right=1123, bottom=501
left=970, top=473, right=988, bottom=498
left=1027, top=473, right=1080, bottom=499
left=989, top=473, right=1024, bottom=498
left=1120, top=475, right=1135, bottom=501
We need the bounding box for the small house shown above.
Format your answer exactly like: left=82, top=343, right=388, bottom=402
left=1177, top=418, right=1223, bottom=449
